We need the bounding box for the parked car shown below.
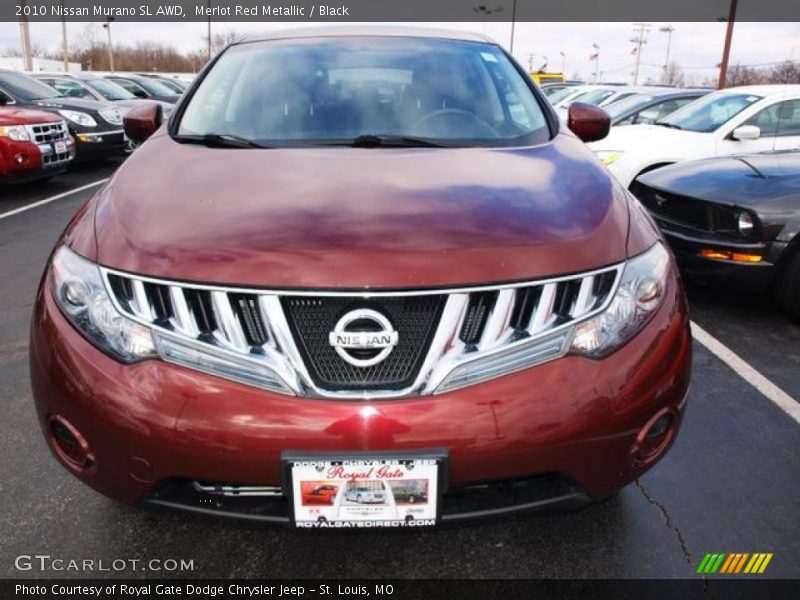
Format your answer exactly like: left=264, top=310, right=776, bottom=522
left=0, top=106, right=74, bottom=183
left=590, top=85, right=800, bottom=188
left=104, top=74, right=180, bottom=104
left=0, top=70, right=126, bottom=161
left=603, top=89, right=710, bottom=126
left=32, top=72, right=174, bottom=117
left=138, top=74, right=187, bottom=94
left=345, top=487, right=386, bottom=504
left=632, top=151, right=800, bottom=318
left=391, top=486, right=427, bottom=503
left=30, top=28, right=691, bottom=523
left=302, top=484, right=338, bottom=505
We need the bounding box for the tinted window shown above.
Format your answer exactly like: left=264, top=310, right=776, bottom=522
left=660, top=92, right=761, bottom=133
left=46, top=78, right=91, bottom=99
left=179, top=37, right=550, bottom=147
left=85, top=78, right=136, bottom=100
left=745, top=100, right=800, bottom=137
left=0, top=72, right=60, bottom=100
left=135, top=77, right=177, bottom=96
left=111, top=78, right=146, bottom=95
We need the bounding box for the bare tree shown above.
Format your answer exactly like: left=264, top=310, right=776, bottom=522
left=769, top=60, right=800, bottom=84
left=209, top=30, right=243, bottom=55
left=663, top=61, right=685, bottom=86
left=726, top=63, right=765, bottom=87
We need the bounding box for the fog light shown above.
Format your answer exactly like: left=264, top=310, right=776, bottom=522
left=47, top=415, right=95, bottom=471
left=631, top=408, right=676, bottom=467
left=14, top=153, right=28, bottom=165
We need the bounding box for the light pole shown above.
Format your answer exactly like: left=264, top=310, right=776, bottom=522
left=509, top=0, right=517, bottom=54
left=60, top=0, right=69, bottom=71
left=659, top=25, right=675, bottom=82
left=18, top=0, right=33, bottom=71
left=559, top=51, right=566, bottom=74
left=631, top=23, right=650, bottom=86
left=102, top=17, right=115, bottom=72
left=592, top=43, right=600, bottom=83
left=206, top=0, right=212, bottom=60
left=718, top=0, right=738, bottom=89
left=473, top=4, right=503, bottom=35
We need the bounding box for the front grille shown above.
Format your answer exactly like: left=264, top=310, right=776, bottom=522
left=282, top=295, right=445, bottom=391
left=25, top=121, right=68, bottom=144
left=632, top=181, right=745, bottom=239
left=102, top=263, right=621, bottom=398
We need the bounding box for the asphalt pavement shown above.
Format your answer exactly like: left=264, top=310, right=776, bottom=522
left=1, top=161, right=798, bottom=580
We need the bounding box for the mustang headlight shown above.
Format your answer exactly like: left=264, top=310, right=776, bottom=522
left=51, top=246, right=156, bottom=363
left=595, top=150, right=623, bottom=166
left=570, top=242, right=671, bottom=358
left=57, top=110, right=97, bottom=127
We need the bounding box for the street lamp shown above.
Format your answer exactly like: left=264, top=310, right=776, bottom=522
left=659, top=25, right=675, bottom=82
left=102, top=17, right=115, bottom=72
left=592, top=43, right=600, bottom=83
left=473, top=4, right=503, bottom=35
left=559, top=50, right=566, bottom=74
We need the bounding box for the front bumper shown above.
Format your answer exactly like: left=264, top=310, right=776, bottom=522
left=72, top=129, right=126, bottom=161
left=30, top=266, right=691, bottom=521
left=655, top=221, right=784, bottom=292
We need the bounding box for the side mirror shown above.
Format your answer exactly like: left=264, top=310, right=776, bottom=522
left=732, top=125, right=760, bottom=141
left=567, top=102, right=611, bottom=143
left=133, top=89, right=148, bottom=99
left=124, top=102, right=163, bottom=144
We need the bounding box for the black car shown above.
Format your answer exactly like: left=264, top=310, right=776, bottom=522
left=104, top=74, right=180, bottom=104
left=604, top=89, right=709, bottom=126
left=632, top=151, right=800, bottom=318
left=0, top=70, right=126, bottom=161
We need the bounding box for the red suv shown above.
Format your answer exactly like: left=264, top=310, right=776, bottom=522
left=0, top=106, right=73, bottom=182
left=30, top=28, right=691, bottom=527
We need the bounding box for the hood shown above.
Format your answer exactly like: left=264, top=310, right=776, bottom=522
left=32, top=96, right=112, bottom=114
left=637, top=152, right=800, bottom=208
left=0, top=106, right=61, bottom=126
left=91, top=132, right=631, bottom=289
left=589, top=123, right=708, bottom=152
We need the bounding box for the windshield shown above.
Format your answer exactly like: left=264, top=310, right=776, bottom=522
left=0, top=72, right=61, bottom=100
left=178, top=37, right=550, bottom=147
left=575, top=89, right=615, bottom=106
left=659, top=92, right=762, bottom=132
left=85, top=78, right=136, bottom=100
left=604, top=93, right=654, bottom=118
left=546, top=86, right=580, bottom=104
left=134, top=77, right=177, bottom=96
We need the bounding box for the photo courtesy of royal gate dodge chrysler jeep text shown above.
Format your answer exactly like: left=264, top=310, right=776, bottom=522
left=30, top=27, right=691, bottom=528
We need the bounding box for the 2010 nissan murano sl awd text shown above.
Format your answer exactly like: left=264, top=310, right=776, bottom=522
left=30, top=27, right=691, bottom=527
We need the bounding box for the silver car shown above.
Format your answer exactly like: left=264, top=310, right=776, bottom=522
left=345, top=486, right=385, bottom=504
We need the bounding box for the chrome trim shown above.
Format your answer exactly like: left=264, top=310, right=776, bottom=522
left=191, top=481, right=283, bottom=497
left=100, top=264, right=624, bottom=399
left=77, top=129, right=124, bottom=138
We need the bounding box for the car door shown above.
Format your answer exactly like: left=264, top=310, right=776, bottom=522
left=717, top=98, right=786, bottom=156
left=771, top=99, right=800, bottom=151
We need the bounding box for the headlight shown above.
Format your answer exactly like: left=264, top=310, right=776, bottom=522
left=570, top=242, right=671, bottom=359
left=57, top=110, right=97, bottom=127
left=51, top=246, right=156, bottom=363
left=0, top=125, right=30, bottom=141
left=98, top=107, right=123, bottom=125
left=595, top=150, right=623, bottom=166
left=736, top=210, right=755, bottom=236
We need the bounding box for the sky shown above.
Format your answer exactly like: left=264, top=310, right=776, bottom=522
left=0, top=20, right=797, bottom=83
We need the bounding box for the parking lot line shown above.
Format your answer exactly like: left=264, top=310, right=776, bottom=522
left=692, top=321, right=800, bottom=425
left=0, top=179, right=108, bottom=221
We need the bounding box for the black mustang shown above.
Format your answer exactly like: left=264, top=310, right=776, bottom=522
left=632, top=151, right=800, bottom=319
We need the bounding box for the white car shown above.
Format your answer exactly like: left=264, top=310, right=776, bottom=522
left=589, top=85, right=800, bottom=188
left=345, top=486, right=386, bottom=504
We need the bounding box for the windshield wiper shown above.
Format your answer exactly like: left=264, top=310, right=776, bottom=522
left=318, top=134, right=447, bottom=148
left=173, top=133, right=268, bottom=149
left=654, top=121, right=683, bottom=130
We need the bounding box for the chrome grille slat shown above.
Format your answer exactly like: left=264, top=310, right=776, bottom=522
left=210, top=290, right=248, bottom=351
left=101, top=264, right=622, bottom=399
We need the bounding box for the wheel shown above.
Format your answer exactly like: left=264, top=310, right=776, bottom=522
left=774, top=247, right=800, bottom=320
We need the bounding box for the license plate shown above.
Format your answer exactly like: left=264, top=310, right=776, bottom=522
left=54, top=141, right=67, bottom=154
left=284, top=452, right=444, bottom=529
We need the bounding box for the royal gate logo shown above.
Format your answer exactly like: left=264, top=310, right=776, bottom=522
left=696, top=553, right=773, bottom=575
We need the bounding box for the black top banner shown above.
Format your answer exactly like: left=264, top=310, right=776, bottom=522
left=4, top=0, right=800, bottom=23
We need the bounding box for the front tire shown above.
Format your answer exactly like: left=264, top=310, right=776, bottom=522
left=774, top=248, right=800, bottom=320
